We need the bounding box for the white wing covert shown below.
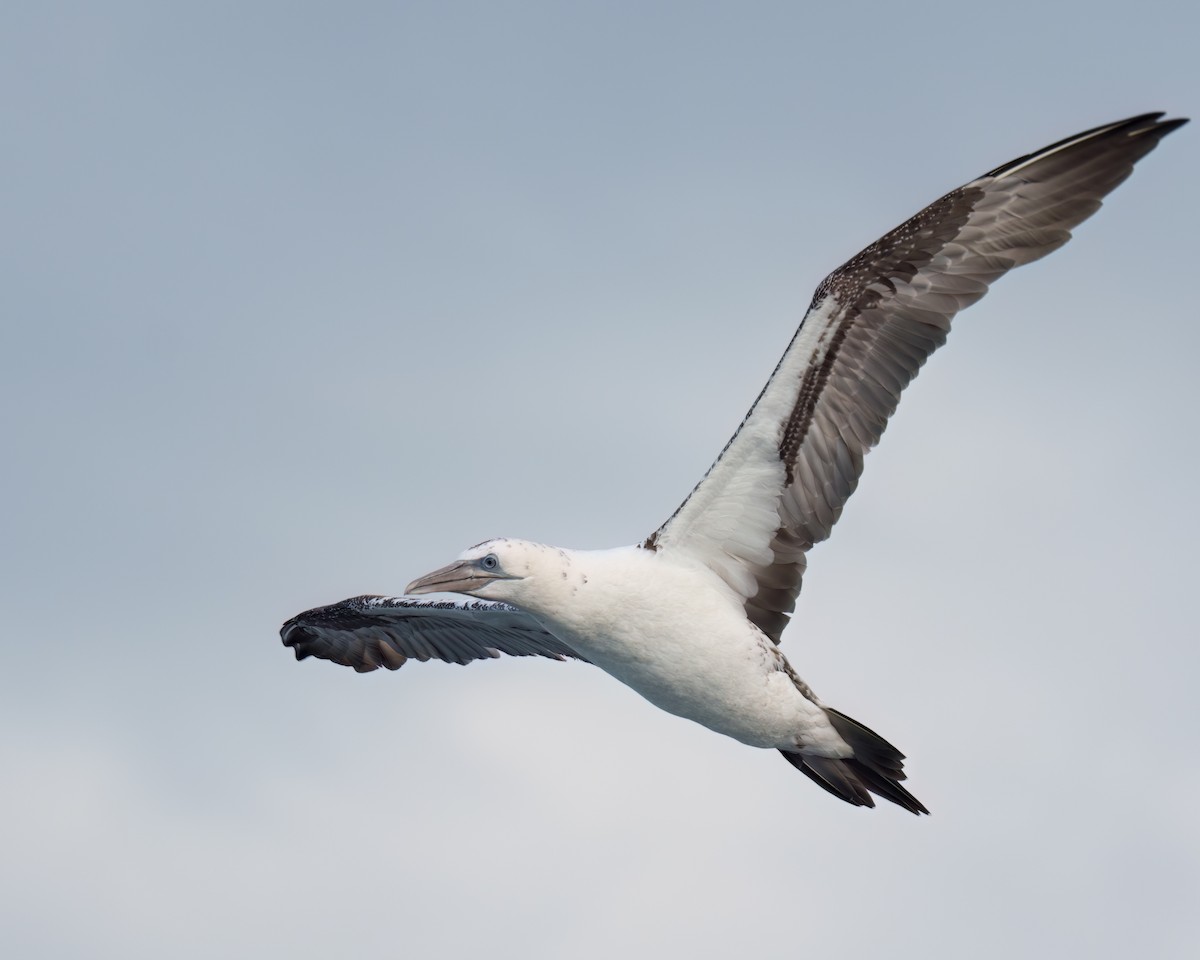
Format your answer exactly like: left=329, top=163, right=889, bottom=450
left=643, top=113, right=1185, bottom=643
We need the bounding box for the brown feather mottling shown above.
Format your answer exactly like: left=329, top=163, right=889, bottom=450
left=645, top=114, right=1185, bottom=644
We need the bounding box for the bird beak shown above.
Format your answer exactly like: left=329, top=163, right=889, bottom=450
left=406, top=559, right=503, bottom=596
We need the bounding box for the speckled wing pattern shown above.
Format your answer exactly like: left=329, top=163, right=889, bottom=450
left=645, top=113, right=1186, bottom=643
left=281, top=594, right=584, bottom=672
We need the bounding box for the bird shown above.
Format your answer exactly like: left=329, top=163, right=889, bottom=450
left=282, top=112, right=1185, bottom=814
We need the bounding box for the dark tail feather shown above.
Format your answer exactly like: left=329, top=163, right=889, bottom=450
left=780, top=707, right=929, bottom=816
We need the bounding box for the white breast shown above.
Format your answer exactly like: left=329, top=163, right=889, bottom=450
left=517, top=546, right=832, bottom=750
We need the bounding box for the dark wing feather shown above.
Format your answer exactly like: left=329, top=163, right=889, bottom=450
left=646, top=113, right=1186, bottom=642
left=281, top=594, right=584, bottom=673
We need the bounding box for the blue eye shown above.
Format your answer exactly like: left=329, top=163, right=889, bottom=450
left=481, top=554, right=499, bottom=570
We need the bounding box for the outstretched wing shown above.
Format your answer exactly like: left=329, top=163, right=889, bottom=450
left=281, top=594, right=584, bottom=673
left=644, top=112, right=1186, bottom=643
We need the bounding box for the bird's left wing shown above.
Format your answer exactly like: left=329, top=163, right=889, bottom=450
left=281, top=594, right=584, bottom=672
left=642, top=112, right=1185, bottom=643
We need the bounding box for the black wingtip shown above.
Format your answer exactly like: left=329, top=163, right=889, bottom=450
left=982, top=112, right=1187, bottom=179
left=280, top=620, right=317, bottom=662
left=1126, top=114, right=1188, bottom=139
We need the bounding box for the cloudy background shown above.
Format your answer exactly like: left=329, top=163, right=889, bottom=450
left=3, top=2, right=1197, bottom=957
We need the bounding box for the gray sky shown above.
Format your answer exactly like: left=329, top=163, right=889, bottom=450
left=3, top=2, right=1197, bottom=957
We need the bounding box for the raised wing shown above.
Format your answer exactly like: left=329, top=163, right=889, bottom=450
left=644, top=112, right=1186, bottom=643
left=281, top=593, right=584, bottom=673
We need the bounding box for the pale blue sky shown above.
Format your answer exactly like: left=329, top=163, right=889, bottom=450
left=2, top=3, right=1197, bottom=957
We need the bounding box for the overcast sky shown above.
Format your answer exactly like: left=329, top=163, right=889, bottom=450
left=3, top=2, right=1197, bottom=957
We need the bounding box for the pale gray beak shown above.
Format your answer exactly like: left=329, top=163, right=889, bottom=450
left=406, top=558, right=507, bottom=596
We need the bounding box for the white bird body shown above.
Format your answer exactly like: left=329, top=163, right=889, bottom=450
left=476, top=540, right=842, bottom=754
left=282, top=113, right=1186, bottom=814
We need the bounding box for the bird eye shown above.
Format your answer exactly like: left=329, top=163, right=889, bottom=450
left=481, top=554, right=499, bottom=570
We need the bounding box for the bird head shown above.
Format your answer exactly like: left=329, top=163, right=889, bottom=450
left=406, top=538, right=531, bottom=601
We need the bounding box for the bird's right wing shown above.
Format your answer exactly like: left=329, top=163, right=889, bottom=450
left=281, top=594, right=585, bottom=673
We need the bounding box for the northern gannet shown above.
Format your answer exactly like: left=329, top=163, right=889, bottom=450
left=282, top=113, right=1186, bottom=814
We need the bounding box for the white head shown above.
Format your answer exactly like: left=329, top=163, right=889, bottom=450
left=406, top=538, right=546, bottom=603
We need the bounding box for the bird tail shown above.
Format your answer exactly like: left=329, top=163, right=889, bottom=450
left=780, top=707, right=929, bottom=815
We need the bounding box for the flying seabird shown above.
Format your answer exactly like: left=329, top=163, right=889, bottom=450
left=282, top=113, right=1186, bottom=814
